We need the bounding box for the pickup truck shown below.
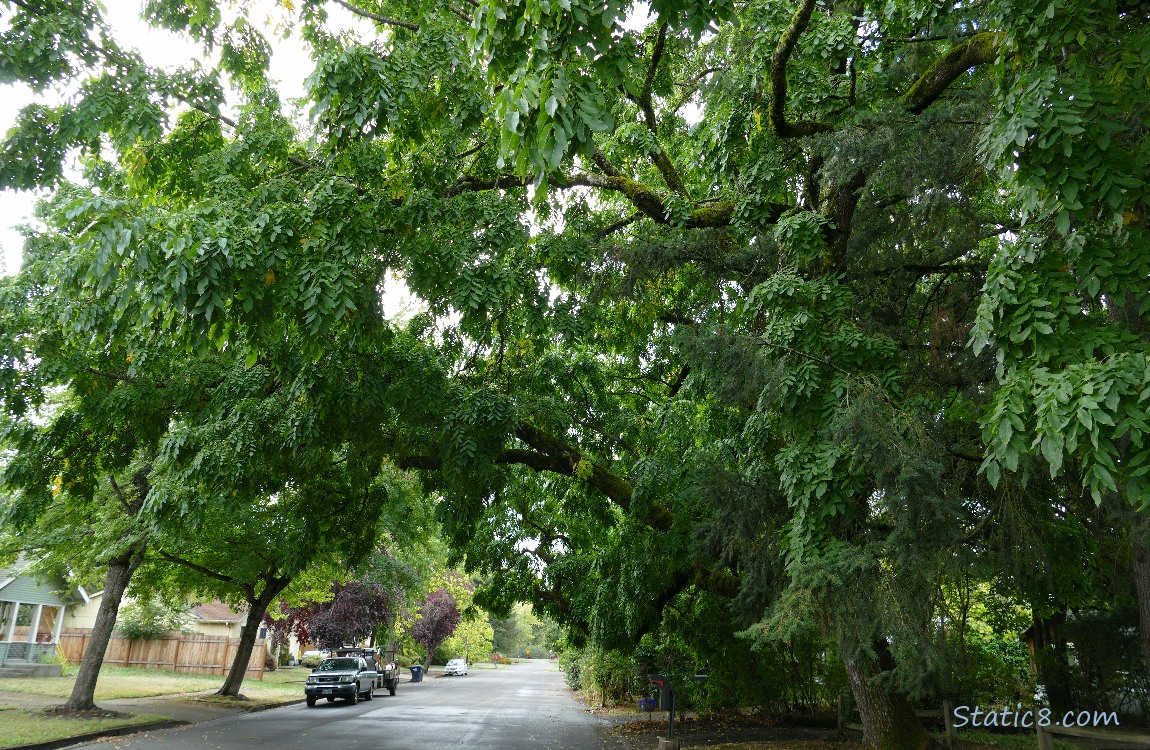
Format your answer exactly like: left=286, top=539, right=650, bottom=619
left=337, top=646, right=400, bottom=696
left=304, top=656, right=377, bottom=706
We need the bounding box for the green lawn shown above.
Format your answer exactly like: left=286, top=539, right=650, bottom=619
left=0, top=665, right=306, bottom=703
left=0, top=705, right=163, bottom=749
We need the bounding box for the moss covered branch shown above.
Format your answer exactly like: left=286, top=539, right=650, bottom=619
left=903, top=32, right=1001, bottom=114
left=769, top=0, right=834, bottom=138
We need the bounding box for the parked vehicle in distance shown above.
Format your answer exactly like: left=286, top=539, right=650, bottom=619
left=444, top=658, right=468, bottom=676
left=304, top=656, right=377, bottom=706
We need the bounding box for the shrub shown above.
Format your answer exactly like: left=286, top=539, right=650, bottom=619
left=562, top=651, right=584, bottom=691
left=301, top=655, right=323, bottom=668
left=37, top=646, right=73, bottom=674
left=115, top=596, right=193, bottom=640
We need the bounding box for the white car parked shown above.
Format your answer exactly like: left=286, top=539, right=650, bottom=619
left=444, top=658, right=468, bottom=676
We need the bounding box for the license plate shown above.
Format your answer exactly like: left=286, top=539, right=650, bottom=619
left=321, top=689, right=332, bottom=694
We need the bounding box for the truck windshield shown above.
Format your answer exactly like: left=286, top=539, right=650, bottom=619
left=319, top=658, right=360, bottom=671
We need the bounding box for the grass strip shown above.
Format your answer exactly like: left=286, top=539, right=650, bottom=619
left=0, top=665, right=307, bottom=702
left=0, top=706, right=163, bottom=749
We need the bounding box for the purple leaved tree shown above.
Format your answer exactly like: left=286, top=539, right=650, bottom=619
left=407, top=587, right=461, bottom=668
left=267, top=579, right=396, bottom=651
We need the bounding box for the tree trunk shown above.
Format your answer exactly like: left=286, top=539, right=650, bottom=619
left=843, top=639, right=930, bottom=750
left=62, top=543, right=146, bottom=711
left=1029, top=610, right=1073, bottom=715
left=217, top=584, right=288, bottom=697
left=1131, top=512, right=1150, bottom=683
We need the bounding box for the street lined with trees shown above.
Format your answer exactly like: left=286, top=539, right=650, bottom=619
left=1, top=0, right=1148, bottom=748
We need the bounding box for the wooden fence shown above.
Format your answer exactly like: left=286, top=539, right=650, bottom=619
left=57, top=628, right=265, bottom=680
left=1037, top=723, right=1150, bottom=750
left=839, top=698, right=957, bottom=749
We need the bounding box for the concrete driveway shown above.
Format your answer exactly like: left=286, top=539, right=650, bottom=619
left=66, top=659, right=605, bottom=750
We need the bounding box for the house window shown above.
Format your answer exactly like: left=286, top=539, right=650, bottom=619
left=258, top=627, right=267, bottom=640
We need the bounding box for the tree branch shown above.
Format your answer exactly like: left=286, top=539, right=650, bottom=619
left=640, top=23, right=668, bottom=112
left=330, top=0, right=420, bottom=31
left=902, top=32, right=1001, bottom=114
left=769, top=0, right=833, bottom=138
left=668, top=365, right=691, bottom=398
left=446, top=171, right=747, bottom=227
left=512, top=422, right=638, bottom=510
left=156, top=548, right=244, bottom=590
left=108, top=474, right=130, bottom=514
left=630, top=23, right=690, bottom=196
left=453, top=140, right=487, bottom=160
left=87, top=368, right=166, bottom=388
left=597, top=212, right=643, bottom=238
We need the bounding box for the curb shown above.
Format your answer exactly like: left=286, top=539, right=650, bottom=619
left=5, top=719, right=190, bottom=750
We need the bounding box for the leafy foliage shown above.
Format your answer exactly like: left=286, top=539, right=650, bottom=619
left=2, top=0, right=1149, bottom=742
left=284, top=579, right=398, bottom=650
left=114, top=596, right=193, bottom=641
left=407, top=587, right=461, bottom=665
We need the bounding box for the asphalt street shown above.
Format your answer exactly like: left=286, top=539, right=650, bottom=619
left=68, top=659, right=605, bottom=750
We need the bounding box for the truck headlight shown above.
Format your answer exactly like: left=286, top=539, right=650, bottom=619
left=339, top=675, right=355, bottom=683
left=306, top=676, right=316, bottom=684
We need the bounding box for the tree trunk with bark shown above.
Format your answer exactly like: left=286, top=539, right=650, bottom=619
left=1029, top=610, right=1073, bottom=715
left=1131, top=512, right=1150, bottom=683
left=62, top=543, right=146, bottom=711
left=217, top=584, right=288, bottom=697
left=843, top=639, right=931, bottom=750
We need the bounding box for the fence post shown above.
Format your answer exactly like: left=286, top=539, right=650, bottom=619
left=942, top=700, right=956, bottom=749
left=1037, top=724, right=1054, bottom=750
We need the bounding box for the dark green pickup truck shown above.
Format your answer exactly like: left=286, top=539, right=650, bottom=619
left=337, top=646, right=400, bottom=696
left=304, top=656, right=377, bottom=706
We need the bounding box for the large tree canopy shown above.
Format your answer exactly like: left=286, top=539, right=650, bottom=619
left=2, top=0, right=1148, bottom=746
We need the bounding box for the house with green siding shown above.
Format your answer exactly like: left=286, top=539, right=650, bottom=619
left=0, top=559, right=74, bottom=676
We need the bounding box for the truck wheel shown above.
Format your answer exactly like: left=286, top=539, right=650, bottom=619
left=389, top=684, right=396, bottom=696
left=364, top=687, right=373, bottom=701
left=348, top=689, right=358, bottom=705
left=306, top=697, right=316, bottom=707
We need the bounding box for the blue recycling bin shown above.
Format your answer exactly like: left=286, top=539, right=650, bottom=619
left=410, top=665, right=424, bottom=683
